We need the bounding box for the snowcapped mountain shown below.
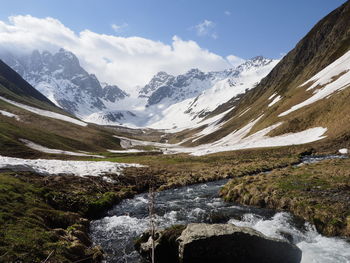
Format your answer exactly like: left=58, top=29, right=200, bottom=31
left=139, top=71, right=174, bottom=99
left=0, top=49, right=129, bottom=118
left=1, top=48, right=278, bottom=130
left=142, top=56, right=275, bottom=107
left=83, top=56, right=278, bottom=128
left=142, top=56, right=279, bottom=129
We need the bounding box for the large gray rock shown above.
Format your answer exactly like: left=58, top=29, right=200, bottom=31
left=177, top=223, right=302, bottom=263
left=135, top=223, right=302, bottom=263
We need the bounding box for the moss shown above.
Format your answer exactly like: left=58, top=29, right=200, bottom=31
left=0, top=174, right=75, bottom=262
left=86, top=192, right=119, bottom=218
left=0, top=172, right=112, bottom=262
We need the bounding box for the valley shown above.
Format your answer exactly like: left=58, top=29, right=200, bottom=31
left=0, top=1, right=349, bottom=263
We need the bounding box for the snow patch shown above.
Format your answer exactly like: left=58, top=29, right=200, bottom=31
left=0, top=155, right=143, bottom=177
left=0, top=96, right=87, bottom=126
left=189, top=126, right=327, bottom=156
left=339, top=148, right=348, bottom=155
left=279, top=50, right=350, bottom=117
left=268, top=93, right=277, bottom=100
left=0, top=110, right=20, bottom=121
left=268, top=95, right=281, bottom=107
left=155, top=116, right=327, bottom=156
left=107, top=149, right=147, bottom=153
left=20, top=139, right=104, bottom=158
left=113, top=119, right=327, bottom=156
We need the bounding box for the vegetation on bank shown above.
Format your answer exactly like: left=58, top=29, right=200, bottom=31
left=0, top=172, right=105, bottom=262
left=220, top=158, right=350, bottom=237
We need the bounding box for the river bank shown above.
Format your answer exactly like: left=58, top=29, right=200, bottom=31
left=0, top=147, right=299, bottom=262
left=0, top=147, right=348, bottom=262
left=220, top=157, right=350, bottom=237
left=90, top=158, right=350, bottom=262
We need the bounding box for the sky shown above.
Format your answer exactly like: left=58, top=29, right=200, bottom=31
left=0, top=0, right=347, bottom=90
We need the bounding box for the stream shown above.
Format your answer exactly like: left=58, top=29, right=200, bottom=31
left=90, top=155, right=350, bottom=263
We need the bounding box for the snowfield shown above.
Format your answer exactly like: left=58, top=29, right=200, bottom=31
left=183, top=122, right=327, bottom=156
left=0, top=96, right=87, bottom=126
left=20, top=139, right=105, bottom=158
left=0, top=155, right=143, bottom=177
left=0, top=110, right=20, bottom=121
left=170, top=125, right=327, bottom=156
left=279, top=50, right=350, bottom=117
left=116, top=136, right=175, bottom=149
left=113, top=118, right=328, bottom=156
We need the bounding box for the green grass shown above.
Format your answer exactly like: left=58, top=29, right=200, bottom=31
left=0, top=173, right=72, bottom=262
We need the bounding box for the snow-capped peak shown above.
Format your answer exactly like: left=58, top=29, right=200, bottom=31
left=0, top=49, right=129, bottom=118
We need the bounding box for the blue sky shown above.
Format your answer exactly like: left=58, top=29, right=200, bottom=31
left=0, top=0, right=346, bottom=59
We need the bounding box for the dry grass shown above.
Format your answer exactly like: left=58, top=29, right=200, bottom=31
left=221, top=158, right=350, bottom=237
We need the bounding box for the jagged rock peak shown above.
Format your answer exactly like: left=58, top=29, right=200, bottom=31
left=0, top=49, right=129, bottom=116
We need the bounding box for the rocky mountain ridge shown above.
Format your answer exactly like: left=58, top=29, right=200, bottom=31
left=0, top=48, right=129, bottom=117
left=142, top=56, right=274, bottom=107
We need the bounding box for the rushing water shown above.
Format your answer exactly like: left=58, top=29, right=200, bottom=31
left=90, top=156, right=350, bottom=263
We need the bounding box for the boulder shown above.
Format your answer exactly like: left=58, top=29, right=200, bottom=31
left=178, top=223, right=302, bottom=263
left=135, top=223, right=302, bottom=263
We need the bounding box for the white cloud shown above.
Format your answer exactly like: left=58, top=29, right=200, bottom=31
left=224, top=11, right=231, bottom=16
left=0, top=15, right=241, bottom=91
left=194, top=20, right=217, bottom=39
left=111, top=22, right=128, bottom=33
left=226, top=55, right=246, bottom=67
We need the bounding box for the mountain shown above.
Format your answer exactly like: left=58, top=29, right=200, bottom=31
left=0, top=58, right=123, bottom=157
left=0, top=49, right=129, bottom=117
left=1, top=47, right=278, bottom=129
left=170, top=0, right=350, bottom=154
left=139, top=71, right=175, bottom=99
left=72, top=56, right=278, bottom=128
left=0, top=59, right=54, bottom=107
left=142, top=56, right=274, bottom=107
left=143, top=56, right=279, bottom=129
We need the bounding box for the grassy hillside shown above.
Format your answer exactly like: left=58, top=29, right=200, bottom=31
left=178, top=1, right=350, bottom=151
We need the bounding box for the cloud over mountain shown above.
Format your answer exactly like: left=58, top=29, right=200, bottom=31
left=0, top=15, right=241, bottom=91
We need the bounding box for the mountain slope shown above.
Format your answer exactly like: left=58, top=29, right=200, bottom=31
left=0, top=59, right=62, bottom=113
left=0, top=59, right=122, bottom=157
left=173, top=1, right=350, bottom=154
